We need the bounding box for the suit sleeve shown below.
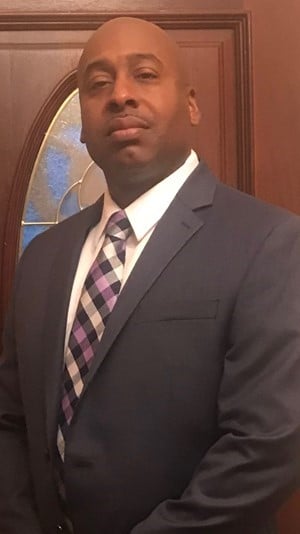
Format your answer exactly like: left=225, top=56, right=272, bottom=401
left=131, top=216, right=300, bottom=533
left=0, top=277, right=43, bottom=534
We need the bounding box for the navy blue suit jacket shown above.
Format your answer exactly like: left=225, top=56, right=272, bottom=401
left=1, top=161, right=300, bottom=534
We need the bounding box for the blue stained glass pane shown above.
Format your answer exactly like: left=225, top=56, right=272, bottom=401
left=61, top=125, right=82, bottom=147
left=21, top=225, right=51, bottom=253
left=46, top=147, right=70, bottom=202
left=24, top=200, right=41, bottom=223
left=59, top=188, right=80, bottom=220
left=21, top=90, right=105, bottom=254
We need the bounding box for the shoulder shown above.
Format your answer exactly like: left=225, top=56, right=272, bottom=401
left=188, top=160, right=300, bottom=232
left=190, top=160, right=300, bottom=257
left=21, top=198, right=103, bottom=260
left=214, top=180, right=300, bottom=235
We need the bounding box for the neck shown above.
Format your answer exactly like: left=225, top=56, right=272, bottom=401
left=105, top=153, right=191, bottom=208
left=107, top=175, right=164, bottom=208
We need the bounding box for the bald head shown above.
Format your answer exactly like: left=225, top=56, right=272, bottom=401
left=78, top=17, right=188, bottom=90
left=77, top=16, right=200, bottom=207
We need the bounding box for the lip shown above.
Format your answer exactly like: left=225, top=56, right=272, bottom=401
left=107, top=115, right=149, bottom=138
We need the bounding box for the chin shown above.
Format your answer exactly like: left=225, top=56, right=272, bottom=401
left=103, top=148, right=155, bottom=172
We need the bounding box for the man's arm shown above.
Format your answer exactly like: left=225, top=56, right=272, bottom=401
left=0, top=288, right=43, bottom=534
left=131, top=216, right=300, bottom=533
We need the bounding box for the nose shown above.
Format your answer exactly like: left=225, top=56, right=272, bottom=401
left=108, top=73, right=138, bottom=112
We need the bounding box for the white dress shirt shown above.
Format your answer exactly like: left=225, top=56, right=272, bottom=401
left=65, top=150, right=199, bottom=349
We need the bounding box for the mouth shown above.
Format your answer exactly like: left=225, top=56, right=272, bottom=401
left=107, top=115, right=149, bottom=142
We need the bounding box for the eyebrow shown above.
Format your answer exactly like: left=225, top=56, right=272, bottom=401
left=127, top=53, right=163, bottom=68
left=83, top=53, right=163, bottom=77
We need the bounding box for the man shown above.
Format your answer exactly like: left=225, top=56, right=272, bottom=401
left=1, top=16, right=300, bottom=534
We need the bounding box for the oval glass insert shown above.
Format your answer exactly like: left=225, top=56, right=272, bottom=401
left=21, top=89, right=106, bottom=254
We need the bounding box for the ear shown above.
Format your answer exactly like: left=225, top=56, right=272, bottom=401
left=80, top=128, right=86, bottom=144
left=187, top=87, right=201, bottom=126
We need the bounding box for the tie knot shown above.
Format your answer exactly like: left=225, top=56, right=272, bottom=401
left=105, top=210, right=132, bottom=241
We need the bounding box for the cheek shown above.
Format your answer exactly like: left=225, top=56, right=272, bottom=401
left=152, top=92, right=187, bottom=128
left=81, top=109, right=97, bottom=131
left=149, top=109, right=178, bottom=140
left=81, top=100, right=104, bottom=131
left=157, top=107, right=189, bottom=140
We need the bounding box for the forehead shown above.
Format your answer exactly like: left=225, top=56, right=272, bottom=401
left=79, top=21, right=179, bottom=74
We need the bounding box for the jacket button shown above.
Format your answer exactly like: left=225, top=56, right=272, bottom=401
left=44, top=448, right=50, bottom=461
left=56, top=525, right=64, bottom=532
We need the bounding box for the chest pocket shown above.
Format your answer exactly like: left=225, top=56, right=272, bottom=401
left=133, top=298, right=219, bottom=323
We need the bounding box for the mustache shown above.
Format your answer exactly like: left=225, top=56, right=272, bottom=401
left=106, top=114, right=150, bottom=135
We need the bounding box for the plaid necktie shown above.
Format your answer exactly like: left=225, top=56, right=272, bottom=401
left=57, top=210, right=131, bottom=458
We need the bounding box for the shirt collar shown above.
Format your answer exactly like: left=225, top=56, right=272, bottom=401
left=93, top=150, right=199, bottom=247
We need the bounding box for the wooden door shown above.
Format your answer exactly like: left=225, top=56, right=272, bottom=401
left=0, top=10, right=253, bottom=327
left=0, top=2, right=300, bottom=532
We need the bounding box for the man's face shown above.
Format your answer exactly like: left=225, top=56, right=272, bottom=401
left=78, top=19, right=199, bottom=199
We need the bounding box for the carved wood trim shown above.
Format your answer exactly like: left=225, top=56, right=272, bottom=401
left=1, top=70, right=77, bottom=318
left=1, top=12, right=250, bottom=31
left=1, top=11, right=253, bottom=318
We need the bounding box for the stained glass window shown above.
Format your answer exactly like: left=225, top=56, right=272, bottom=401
left=21, top=89, right=106, bottom=254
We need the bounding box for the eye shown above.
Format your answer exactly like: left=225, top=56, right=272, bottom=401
left=87, top=77, right=112, bottom=91
left=135, top=69, right=159, bottom=81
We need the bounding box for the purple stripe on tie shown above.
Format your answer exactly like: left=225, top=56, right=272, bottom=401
left=101, top=285, right=118, bottom=302
left=62, top=395, right=73, bottom=424
left=82, top=345, right=94, bottom=364
left=97, top=276, right=116, bottom=293
left=72, top=322, right=89, bottom=343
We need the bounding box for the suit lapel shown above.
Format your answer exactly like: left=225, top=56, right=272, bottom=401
left=81, top=161, right=217, bottom=394
left=43, top=200, right=103, bottom=453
